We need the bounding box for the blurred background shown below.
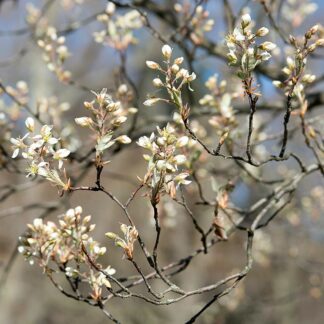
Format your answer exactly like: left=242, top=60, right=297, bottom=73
left=0, top=0, right=323, bottom=323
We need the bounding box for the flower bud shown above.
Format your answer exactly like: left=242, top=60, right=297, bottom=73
left=302, top=74, right=316, bottom=83
left=143, top=98, right=160, bottom=106
left=259, top=41, right=277, bottom=51
left=106, top=2, right=116, bottom=15
left=75, top=117, right=93, bottom=127
left=162, top=44, right=172, bottom=60
left=187, top=72, right=196, bottom=82
left=115, top=135, right=132, bottom=144
left=146, top=61, right=160, bottom=69
left=25, top=117, right=35, bottom=132
left=316, top=39, right=324, bottom=46
left=289, top=35, right=297, bottom=47
left=171, top=64, right=180, bottom=73
left=176, top=136, right=189, bottom=147
left=153, top=78, right=163, bottom=87
left=310, top=24, right=319, bottom=35
left=174, top=57, right=184, bottom=65
left=105, top=232, right=117, bottom=239
left=256, top=27, right=269, bottom=37
left=241, top=13, right=251, bottom=28
left=308, top=44, right=317, bottom=52
left=118, top=84, right=128, bottom=95
left=272, top=80, right=284, bottom=88
left=227, top=51, right=237, bottom=64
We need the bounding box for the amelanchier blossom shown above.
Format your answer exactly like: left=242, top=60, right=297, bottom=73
left=75, top=88, right=132, bottom=166
left=94, top=1, right=143, bottom=51
left=18, top=206, right=115, bottom=301
left=106, top=224, right=138, bottom=260
left=199, top=74, right=238, bottom=135
left=137, top=123, right=191, bottom=201
left=144, top=44, right=196, bottom=111
left=10, top=118, right=71, bottom=190
left=272, top=25, right=324, bottom=98
left=225, top=13, right=276, bottom=81
left=37, top=26, right=71, bottom=82
left=174, top=3, right=214, bottom=45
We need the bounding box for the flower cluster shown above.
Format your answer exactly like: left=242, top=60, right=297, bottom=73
left=273, top=25, right=324, bottom=106
left=75, top=88, right=132, bottom=165
left=174, top=3, right=214, bottom=44
left=37, top=26, right=71, bottom=82
left=10, top=118, right=70, bottom=190
left=18, top=206, right=114, bottom=301
left=5, top=81, right=29, bottom=105
left=137, top=124, right=191, bottom=201
left=105, top=224, right=138, bottom=260
left=226, top=13, right=276, bottom=80
left=94, top=2, right=143, bottom=51
left=25, top=3, right=48, bottom=32
left=199, top=74, right=238, bottom=134
left=281, top=0, right=318, bottom=28
left=36, top=97, right=80, bottom=152
left=145, top=44, right=196, bottom=109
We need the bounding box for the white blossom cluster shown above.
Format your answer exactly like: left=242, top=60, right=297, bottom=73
left=94, top=2, right=143, bottom=51
left=75, top=88, right=133, bottom=159
left=11, top=117, right=70, bottom=189
left=37, top=27, right=71, bottom=82
left=18, top=206, right=115, bottom=301
left=273, top=25, right=324, bottom=99
left=144, top=44, right=196, bottom=108
left=174, top=3, right=214, bottom=45
left=199, top=74, right=238, bottom=133
left=105, top=224, right=138, bottom=260
left=226, top=13, right=276, bottom=79
left=137, top=123, right=191, bottom=200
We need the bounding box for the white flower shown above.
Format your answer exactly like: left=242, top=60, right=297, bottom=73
left=37, top=162, right=49, bottom=177
left=174, top=172, right=191, bottom=185
left=36, top=125, right=58, bottom=145
left=259, top=51, right=271, bottom=61
left=10, top=134, right=28, bottom=158
left=25, top=117, right=35, bottom=132
left=173, top=154, right=186, bottom=165
left=105, top=266, right=116, bottom=276
left=26, top=162, right=40, bottom=177
left=53, top=148, right=70, bottom=169
left=176, top=136, right=189, bottom=148
left=233, top=28, right=245, bottom=41
left=187, top=72, right=196, bottom=82
left=33, top=218, right=43, bottom=230
left=137, top=136, right=152, bottom=149
left=162, top=44, right=172, bottom=59
left=18, top=246, right=25, bottom=254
